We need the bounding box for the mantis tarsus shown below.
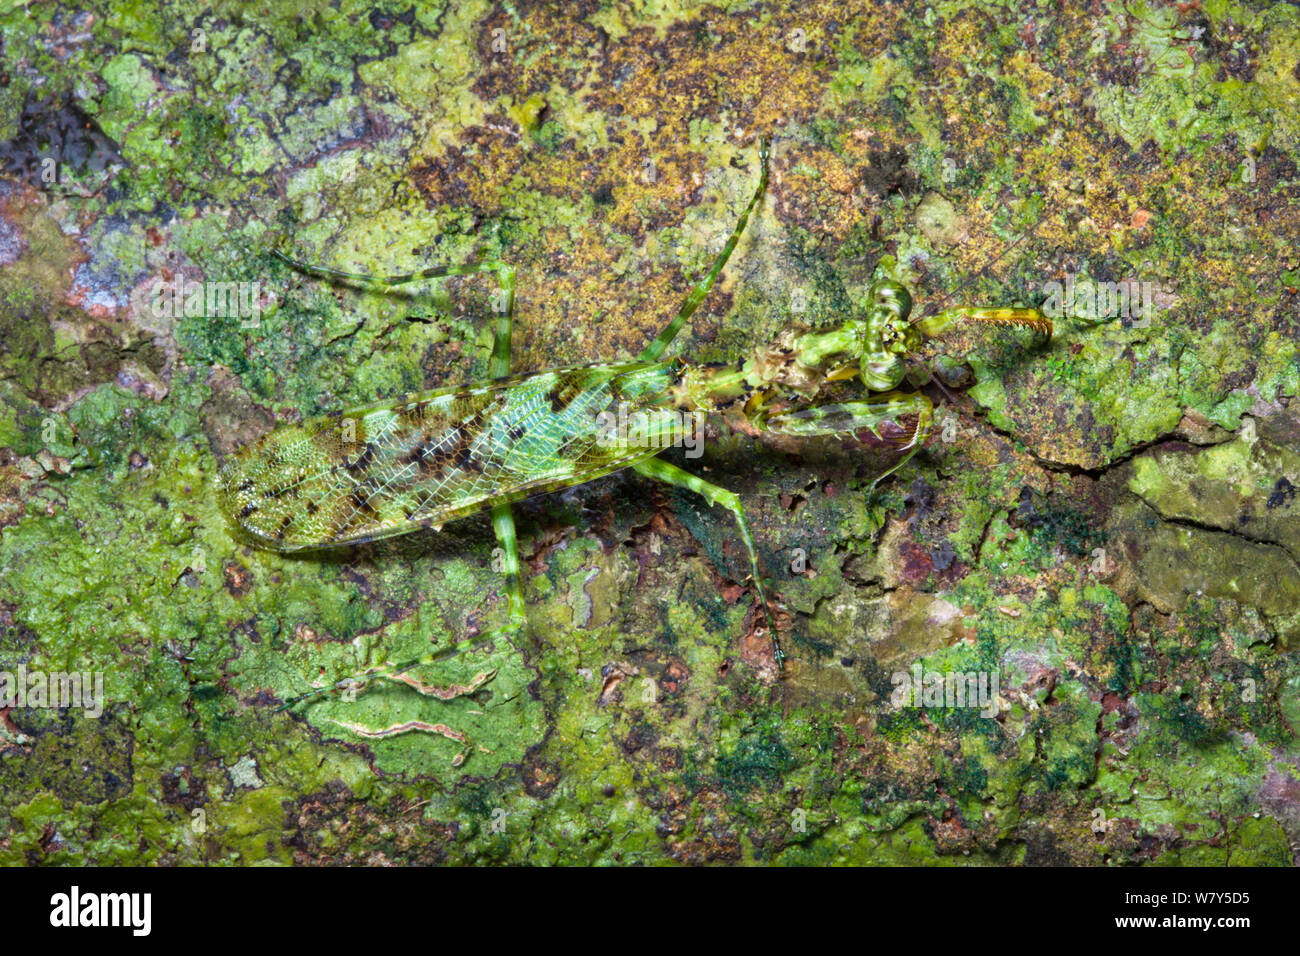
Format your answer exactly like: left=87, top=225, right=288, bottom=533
left=219, top=138, right=1051, bottom=736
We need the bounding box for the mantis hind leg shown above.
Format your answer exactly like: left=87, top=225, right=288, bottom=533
left=271, top=245, right=516, bottom=297
left=271, top=244, right=518, bottom=373
left=758, top=392, right=935, bottom=497
left=632, top=456, right=785, bottom=670
left=484, top=260, right=527, bottom=664
left=481, top=261, right=527, bottom=645
left=639, top=138, right=770, bottom=362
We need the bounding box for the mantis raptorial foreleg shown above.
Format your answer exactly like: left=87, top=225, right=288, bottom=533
left=756, top=391, right=935, bottom=495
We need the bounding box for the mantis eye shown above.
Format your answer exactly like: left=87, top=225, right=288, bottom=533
left=873, top=280, right=913, bottom=322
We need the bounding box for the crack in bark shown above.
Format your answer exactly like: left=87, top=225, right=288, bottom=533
left=1131, top=505, right=1300, bottom=570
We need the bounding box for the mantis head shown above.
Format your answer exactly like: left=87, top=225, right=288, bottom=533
left=790, top=276, right=1050, bottom=394
left=859, top=278, right=921, bottom=390
left=790, top=278, right=922, bottom=391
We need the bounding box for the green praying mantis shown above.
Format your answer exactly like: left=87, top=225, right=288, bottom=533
left=218, top=137, right=1051, bottom=738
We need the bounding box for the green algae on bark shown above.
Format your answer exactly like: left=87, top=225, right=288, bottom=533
left=1, top=0, right=1299, bottom=866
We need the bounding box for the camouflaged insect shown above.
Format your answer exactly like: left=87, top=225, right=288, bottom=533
left=219, top=137, right=1049, bottom=718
